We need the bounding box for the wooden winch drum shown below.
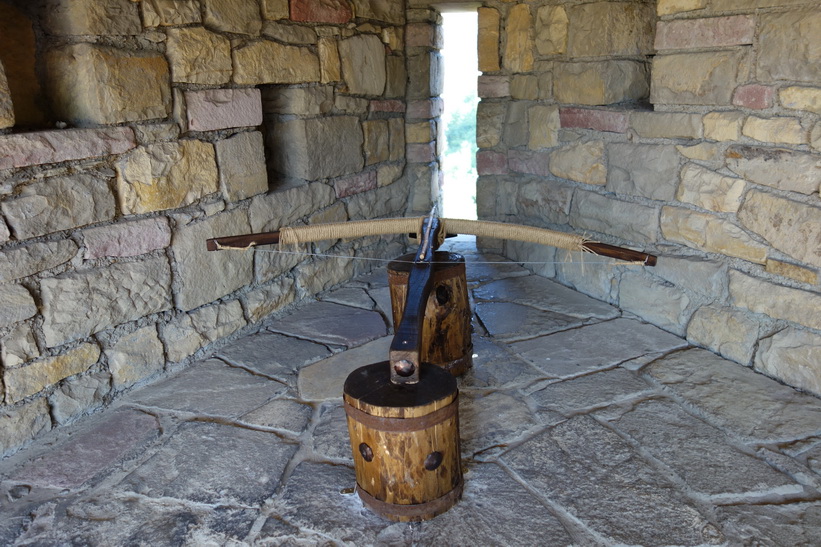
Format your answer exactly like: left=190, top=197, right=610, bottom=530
left=387, top=252, right=473, bottom=376
left=343, top=361, right=463, bottom=522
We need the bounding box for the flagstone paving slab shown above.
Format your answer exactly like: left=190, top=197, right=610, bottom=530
left=266, top=300, right=387, bottom=347
left=240, top=397, right=313, bottom=434
left=118, top=422, right=298, bottom=505
left=124, top=359, right=286, bottom=417
left=509, top=317, right=688, bottom=377
left=528, top=367, right=655, bottom=413
left=475, top=301, right=582, bottom=341
left=645, top=348, right=821, bottom=442
left=216, top=331, right=332, bottom=381
left=474, top=275, right=620, bottom=319
left=502, top=415, right=723, bottom=546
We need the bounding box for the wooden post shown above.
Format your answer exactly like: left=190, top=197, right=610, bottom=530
left=343, top=362, right=462, bottom=521
left=388, top=252, right=473, bottom=376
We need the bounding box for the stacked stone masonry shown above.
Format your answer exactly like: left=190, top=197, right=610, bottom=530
left=453, top=0, right=821, bottom=397
left=0, top=0, right=414, bottom=456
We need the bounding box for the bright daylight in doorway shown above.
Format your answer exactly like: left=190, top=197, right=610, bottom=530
left=440, top=11, right=479, bottom=220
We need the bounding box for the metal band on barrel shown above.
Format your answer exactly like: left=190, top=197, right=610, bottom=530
left=343, top=396, right=458, bottom=433
left=356, top=480, right=464, bottom=520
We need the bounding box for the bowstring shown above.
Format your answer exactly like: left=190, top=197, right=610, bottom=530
left=222, top=246, right=646, bottom=266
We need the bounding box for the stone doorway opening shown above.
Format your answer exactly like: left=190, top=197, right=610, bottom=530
left=440, top=9, right=478, bottom=220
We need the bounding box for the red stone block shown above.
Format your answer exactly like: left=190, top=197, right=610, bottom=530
left=477, top=150, right=508, bottom=175
left=477, top=75, right=509, bottom=98
left=655, top=15, right=755, bottom=50
left=370, top=100, right=406, bottom=113
left=732, top=84, right=775, bottom=110
left=290, top=0, right=352, bottom=23
left=334, top=170, right=377, bottom=198
left=508, top=149, right=550, bottom=177
left=559, top=108, right=628, bottom=133
left=0, top=127, right=136, bottom=170
left=407, top=142, right=436, bottom=163
left=186, top=88, right=262, bottom=132
left=407, top=98, right=444, bottom=119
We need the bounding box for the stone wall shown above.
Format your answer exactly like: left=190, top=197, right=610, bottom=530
left=0, top=0, right=412, bottom=456
left=413, top=0, right=821, bottom=396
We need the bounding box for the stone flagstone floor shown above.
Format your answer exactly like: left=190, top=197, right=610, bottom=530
left=1, top=238, right=820, bottom=546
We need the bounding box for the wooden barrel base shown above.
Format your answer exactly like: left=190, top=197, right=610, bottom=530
left=357, top=479, right=463, bottom=522
left=344, top=361, right=463, bottom=522
left=388, top=252, right=473, bottom=376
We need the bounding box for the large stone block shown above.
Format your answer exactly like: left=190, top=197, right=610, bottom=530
left=173, top=209, right=253, bottom=312
left=82, top=218, right=171, bottom=259
left=0, top=284, right=36, bottom=329
left=655, top=15, right=755, bottom=50
left=654, top=255, right=726, bottom=299
left=1, top=323, right=40, bottom=368
left=267, top=116, right=364, bottom=181
left=780, top=86, right=821, bottom=115
left=703, top=111, right=744, bottom=142
left=508, top=150, right=550, bottom=177
left=363, top=120, right=390, bottom=165
left=215, top=131, right=268, bottom=202
left=737, top=189, right=821, bottom=268
left=262, top=85, right=333, bottom=116
left=41, top=258, right=173, bottom=347
left=657, top=0, right=706, bottom=15
left=142, top=0, right=201, bottom=26
left=233, top=41, right=320, bottom=85
left=338, top=35, right=386, bottom=96
left=677, top=163, right=745, bottom=213
left=729, top=270, right=821, bottom=331
left=619, top=271, right=692, bottom=336
left=651, top=50, right=750, bottom=106
left=2, top=173, right=116, bottom=240
left=687, top=305, right=760, bottom=365
left=0, top=398, right=50, bottom=456
left=504, top=4, right=534, bottom=73
left=105, top=326, right=164, bottom=388
left=0, top=240, right=78, bottom=283
left=263, top=21, right=317, bottom=44
left=607, top=143, right=680, bottom=201
left=516, top=180, right=573, bottom=225
left=0, top=61, right=13, bottom=129
left=318, top=37, right=342, bottom=84
left=742, top=116, right=805, bottom=145
left=528, top=104, right=560, bottom=149
left=568, top=2, right=654, bottom=56
left=630, top=112, right=702, bottom=140
left=186, top=88, right=263, bottom=132
left=550, top=140, right=606, bottom=185
left=116, top=140, right=219, bottom=215
left=245, top=277, right=296, bottom=323
left=766, top=259, right=818, bottom=285
left=478, top=8, right=501, bottom=72
left=661, top=206, right=767, bottom=263
left=203, top=0, right=262, bottom=35
left=46, top=44, right=170, bottom=126
left=190, top=300, right=247, bottom=344
left=248, top=182, right=335, bottom=233
left=570, top=190, right=659, bottom=243
left=476, top=102, right=505, bottom=148
left=758, top=10, right=821, bottom=83
left=554, top=61, right=649, bottom=106
left=44, top=0, right=141, bottom=36
left=756, top=328, right=821, bottom=397
left=262, top=0, right=289, bottom=19
left=0, top=126, right=136, bottom=170
left=406, top=52, right=443, bottom=100
left=725, top=146, right=821, bottom=195
left=385, top=56, right=407, bottom=98
left=535, top=6, right=568, bottom=56
left=350, top=0, right=403, bottom=24
left=166, top=27, right=232, bottom=85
